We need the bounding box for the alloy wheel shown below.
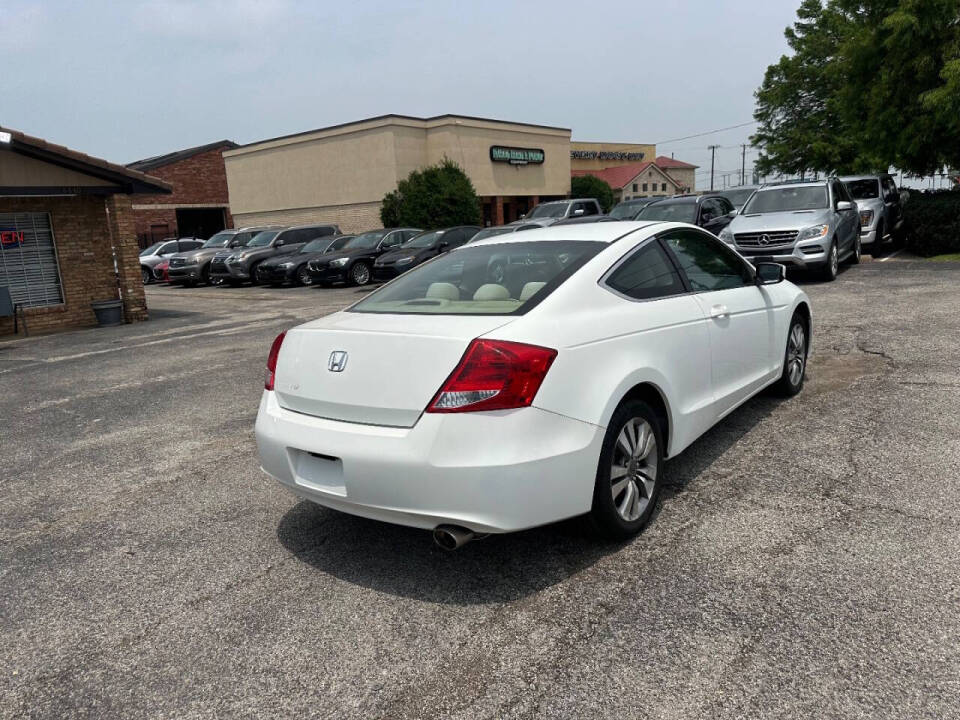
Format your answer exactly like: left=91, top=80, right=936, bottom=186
left=141, top=268, right=150, bottom=285
left=787, top=323, right=806, bottom=386
left=352, top=263, right=370, bottom=286
left=298, top=265, right=313, bottom=286
left=610, top=418, right=659, bottom=522
left=830, top=244, right=839, bottom=276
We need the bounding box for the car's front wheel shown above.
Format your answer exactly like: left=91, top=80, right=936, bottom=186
left=819, top=240, right=838, bottom=281
left=590, top=399, right=664, bottom=539
left=296, top=264, right=313, bottom=286
left=350, top=262, right=371, bottom=286
left=772, top=313, right=808, bottom=397
left=141, top=267, right=151, bottom=285
left=850, top=233, right=861, bottom=264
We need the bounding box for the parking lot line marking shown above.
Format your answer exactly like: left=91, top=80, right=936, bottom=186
left=878, top=249, right=904, bottom=262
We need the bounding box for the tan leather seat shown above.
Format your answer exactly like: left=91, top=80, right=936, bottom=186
left=472, top=283, right=510, bottom=301
left=519, top=281, right=546, bottom=301
left=425, top=283, right=460, bottom=301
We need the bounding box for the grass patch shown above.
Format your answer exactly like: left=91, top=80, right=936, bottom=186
left=928, top=252, right=960, bottom=262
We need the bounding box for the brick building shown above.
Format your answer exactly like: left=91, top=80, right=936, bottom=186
left=571, top=154, right=699, bottom=201
left=127, top=140, right=237, bottom=248
left=0, top=126, right=170, bottom=336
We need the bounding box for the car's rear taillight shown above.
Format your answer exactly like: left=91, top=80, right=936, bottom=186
left=265, top=331, right=286, bottom=390
left=427, top=339, right=557, bottom=413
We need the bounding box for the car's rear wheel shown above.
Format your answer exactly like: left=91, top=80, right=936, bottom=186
left=819, top=240, right=838, bottom=281
left=141, top=267, right=151, bottom=285
left=589, top=400, right=664, bottom=540
left=350, top=262, right=371, bottom=286
left=772, top=313, right=808, bottom=397
left=250, top=262, right=264, bottom=285
left=297, top=264, right=313, bottom=286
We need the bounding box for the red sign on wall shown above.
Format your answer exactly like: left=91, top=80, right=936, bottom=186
left=0, top=229, right=24, bottom=249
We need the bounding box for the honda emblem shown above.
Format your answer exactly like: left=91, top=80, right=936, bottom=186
left=328, top=351, right=348, bottom=372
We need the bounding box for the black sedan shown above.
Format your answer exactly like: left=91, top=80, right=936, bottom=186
left=306, top=228, right=421, bottom=286
left=372, top=225, right=481, bottom=281
left=256, top=235, right=355, bottom=286
left=635, top=194, right=736, bottom=236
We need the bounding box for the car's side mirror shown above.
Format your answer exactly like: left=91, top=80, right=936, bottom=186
left=438, top=241, right=449, bottom=250
left=836, top=200, right=854, bottom=211
left=519, top=213, right=526, bottom=219
left=728, top=209, right=738, bottom=217
left=755, top=262, right=786, bottom=285
left=572, top=208, right=585, bottom=216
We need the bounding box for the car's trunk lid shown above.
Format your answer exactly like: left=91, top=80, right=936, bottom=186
left=273, top=312, right=516, bottom=427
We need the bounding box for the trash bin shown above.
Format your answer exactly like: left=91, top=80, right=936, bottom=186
left=91, top=299, right=124, bottom=327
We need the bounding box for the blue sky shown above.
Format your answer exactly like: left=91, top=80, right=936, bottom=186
left=5, top=0, right=801, bottom=182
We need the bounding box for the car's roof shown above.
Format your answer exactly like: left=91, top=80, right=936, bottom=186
left=839, top=174, right=883, bottom=182
left=649, top=195, right=700, bottom=204
left=760, top=180, right=828, bottom=189
left=468, top=220, right=662, bottom=247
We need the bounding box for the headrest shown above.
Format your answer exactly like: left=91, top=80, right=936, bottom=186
left=425, top=283, right=460, bottom=301
left=472, top=283, right=511, bottom=301
left=519, top=281, right=546, bottom=301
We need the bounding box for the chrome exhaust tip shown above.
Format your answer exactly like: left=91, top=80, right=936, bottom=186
left=433, top=524, right=476, bottom=551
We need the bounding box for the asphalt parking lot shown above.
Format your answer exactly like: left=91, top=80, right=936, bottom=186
left=2, top=256, right=959, bottom=719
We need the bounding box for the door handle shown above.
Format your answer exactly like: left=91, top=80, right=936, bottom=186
left=710, top=304, right=729, bottom=319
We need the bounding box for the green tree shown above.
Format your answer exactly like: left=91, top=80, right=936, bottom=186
left=752, top=0, right=960, bottom=177
left=379, top=158, right=481, bottom=228
left=570, top=175, right=615, bottom=212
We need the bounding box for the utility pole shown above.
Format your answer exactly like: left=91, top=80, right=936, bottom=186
left=741, top=144, right=747, bottom=186
left=708, top=145, right=719, bottom=191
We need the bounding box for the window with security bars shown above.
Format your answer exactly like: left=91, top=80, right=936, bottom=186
left=0, top=212, right=64, bottom=308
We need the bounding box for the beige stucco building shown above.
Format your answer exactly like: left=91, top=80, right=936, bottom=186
left=224, top=114, right=572, bottom=231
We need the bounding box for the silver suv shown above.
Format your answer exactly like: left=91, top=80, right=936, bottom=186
left=512, top=198, right=603, bottom=226
left=719, top=178, right=861, bottom=281
left=840, top=174, right=908, bottom=256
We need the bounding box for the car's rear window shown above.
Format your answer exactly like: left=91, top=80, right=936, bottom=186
left=349, top=241, right=606, bottom=315
left=845, top=179, right=880, bottom=199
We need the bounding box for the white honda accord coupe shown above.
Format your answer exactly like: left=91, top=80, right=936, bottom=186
left=256, top=221, right=811, bottom=548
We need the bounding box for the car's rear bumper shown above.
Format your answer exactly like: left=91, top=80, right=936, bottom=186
left=255, top=391, right=603, bottom=533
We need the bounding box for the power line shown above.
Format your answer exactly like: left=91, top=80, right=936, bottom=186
left=655, top=121, right=758, bottom=146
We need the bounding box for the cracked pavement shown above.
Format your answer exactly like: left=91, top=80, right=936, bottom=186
left=2, top=259, right=959, bottom=719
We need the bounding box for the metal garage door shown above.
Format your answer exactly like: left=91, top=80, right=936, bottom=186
left=0, top=212, right=64, bottom=308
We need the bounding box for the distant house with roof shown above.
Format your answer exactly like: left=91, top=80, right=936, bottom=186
left=127, top=139, right=238, bottom=247
left=572, top=156, right=698, bottom=204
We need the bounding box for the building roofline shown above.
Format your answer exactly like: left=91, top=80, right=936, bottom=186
left=0, top=125, right=172, bottom=195
left=230, top=113, right=572, bottom=151
left=127, top=139, right=239, bottom=171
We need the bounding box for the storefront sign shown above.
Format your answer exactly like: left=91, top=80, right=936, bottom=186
left=571, top=150, right=646, bottom=161
left=0, top=229, right=24, bottom=249
left=490, top=146, right=545, bottom=165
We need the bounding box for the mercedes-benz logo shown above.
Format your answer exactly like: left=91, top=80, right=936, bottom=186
left=328, top=351, right=348, bottom=372
left=759, top=234, right=771, bottom=246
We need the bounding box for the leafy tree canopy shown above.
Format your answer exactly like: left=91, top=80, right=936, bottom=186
left=753, top=0, right=960, bottom=177
left=571, top=175, right=615, bottom=212
left=380, top=158, right=481, bottom=229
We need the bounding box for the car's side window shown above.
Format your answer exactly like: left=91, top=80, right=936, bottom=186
left=662, top=230, right=753, bottom=292
left=583, top=202, right=598, bottom=216
left=603, top=240, right=686, bottom=301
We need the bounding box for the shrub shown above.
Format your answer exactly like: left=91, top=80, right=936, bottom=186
left=380, top=158, right=481, bottom=229
left=571, top=175, right=614, bottom=213
left=902, top=188, right=960, bottom=256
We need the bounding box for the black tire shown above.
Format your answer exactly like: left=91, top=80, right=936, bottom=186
left=296, top=264, right=313, bottom=286
left=870, top=221, right=885, bottom=257
left=772, top=313, right=808, bottom=397
left=250, top=262, right=264, bottom=285
left=819, top=240, right=838, bottom=281
left=350, top=262, right=371, bottom=286
left=589, top=399, right=664, bottom=540
left=849, top=233, right=861, bottom=264
left=141, top=267, right=151, bottom=285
